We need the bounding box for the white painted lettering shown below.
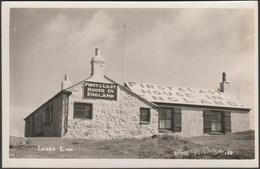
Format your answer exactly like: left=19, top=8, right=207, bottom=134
left=168, top=97, right=178, bottom=101
left=227, top=102, right=237, bottom=106
left=205, top=95, right=211, bottom=99
left=165, top=86, right=174, bottom=90
left=215, top=91, right=223, bottom=95
left=183, top=98, right=195, bottom=103
left=141, top=89, right=151, bottom=94
left=214, top=101, right=225, bottom=105
left=60, top=146, right=65, bottom=151
left=187, top=88, right=197, bottom=93
left=162, top=91, right=173, bottom=96
left=59, top=146, right=73, bottom=152
left=157, top=86, right=165, bottom=90
left=37, top=145, right=55, bottom=151
left=146, top=84, right=154, bottom=89
left=107, top=89, right=114, bottom=93
left=140, top=84, right=145, bottom=88
left=201, top=99, right=211, bottom=104
left=153, top=91, right=161, bottom=95
left=176, top=93, right=184, bottom=97
left=185, top=93, right=195, bottom=98
left=211, top=95, right=223, bottom=100
left=178, top=88, right=186, bottom=92
left=152, top=96, right=164, bottom=101
left=128, top=82, right=136, bottom=87
left=199, top=90, right=207, bottom=94
left=207, top=90, right=215, bottom=94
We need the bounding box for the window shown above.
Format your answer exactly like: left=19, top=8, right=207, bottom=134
left=45, top=105, right=50, bottom=124
left=74, top=102, right=92, bottom=119
left=204, top=110, right=231, bottom=134
left=45, top=103, right=53, bottom=125
left=159, top=108, right=173, bottom=130
left=42, top=111, right=45, bottom=126
left=26, top=119, right=30, bottom=127
left=211, top=111, right=223, bottom=132
left=159, top=107, right=182, bottom=132
left=140, top=108, right=150, bottom=122
left=26, top=119, right=30, bottom=136
left=35, top=116, right=38, bottom=129
left=37, top=116, right=40, bottom=129
left=50, top=104, right=53, bottom=123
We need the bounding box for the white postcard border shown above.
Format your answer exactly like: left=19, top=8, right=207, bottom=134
left=2, top=1, right=258, bottom=168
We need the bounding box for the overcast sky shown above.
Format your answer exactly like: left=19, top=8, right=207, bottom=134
left=9, top=8, right=256, bottom=136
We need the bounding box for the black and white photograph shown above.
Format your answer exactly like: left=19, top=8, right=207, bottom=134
left=2, top=1, right=258, bottom=168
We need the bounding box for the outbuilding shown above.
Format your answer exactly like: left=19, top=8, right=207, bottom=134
left=24, top=48, right=251, bottom=139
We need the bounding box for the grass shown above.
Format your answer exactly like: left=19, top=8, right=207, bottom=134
left=9, top=130, right=255, bottom=159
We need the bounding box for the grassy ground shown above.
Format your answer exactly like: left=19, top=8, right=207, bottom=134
left=9, top=130, right=255, bottom=159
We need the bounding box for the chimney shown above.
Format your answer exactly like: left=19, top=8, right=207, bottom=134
left=95, top=48, right=100, bottom=56
left=222, top=72, right=226, bottom=82
left=219, top=72, right=231, bottom=93
left=90, top=48, right=105, bottom=76
left=61, top=74, right=72, bottom=90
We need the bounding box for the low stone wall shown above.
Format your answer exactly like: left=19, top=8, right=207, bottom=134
left=65, top=81, right=158, bottom=140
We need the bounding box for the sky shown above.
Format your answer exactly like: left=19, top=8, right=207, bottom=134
left=9, top=8, right=256, bottom=136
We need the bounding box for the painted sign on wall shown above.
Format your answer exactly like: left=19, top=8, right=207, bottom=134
left=84, top=81, right=117, bottom=100
left=125, top=81, right=249, bottom=109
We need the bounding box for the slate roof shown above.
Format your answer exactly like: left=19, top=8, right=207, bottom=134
left=125, top=81, right=250, bottom=110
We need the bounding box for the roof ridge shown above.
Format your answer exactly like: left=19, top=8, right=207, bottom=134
left=104, top=76, right=158, bottom=108
left=125, top=81, right=220, bottom=91
left=24, top=90, right=72, bottom=120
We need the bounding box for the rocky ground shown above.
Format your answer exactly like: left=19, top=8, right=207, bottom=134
left=9, top=130, right=255, bottom=159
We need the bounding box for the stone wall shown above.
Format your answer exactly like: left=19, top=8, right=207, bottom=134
left=231, top=111, right=250, bottom=133
left=25, top=94, right=65, bottom=137
left=64, top=80, right=159, bottom=140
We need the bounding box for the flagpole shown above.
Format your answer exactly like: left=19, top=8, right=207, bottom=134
left=123, top=24, right=127, bottom=83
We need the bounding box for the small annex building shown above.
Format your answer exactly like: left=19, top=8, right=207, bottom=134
left=24, top=48, right=251, bottom=139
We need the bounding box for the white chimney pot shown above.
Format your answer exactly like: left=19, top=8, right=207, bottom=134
left=61, top=74, right=72, bottom=90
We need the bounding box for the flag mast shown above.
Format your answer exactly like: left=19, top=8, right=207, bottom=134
left=123, top=24, right=127, bottom=83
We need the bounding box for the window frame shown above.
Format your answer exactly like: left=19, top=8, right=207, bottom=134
left=35, top=115, right=38, bottom=129
left=203, top=110, right=226, bottom=134
left=44, top=103, right=53, bottom=125
left=139, top=108, right=151, bottom=123
left=159, top=107, right=173, bottom=130
left=50, top=104, right=54, bottom=123
left=210, top=111, right=223, bottom=133
left=73, top=102, right=93, bottom=119
left=45, top=105, right=49, bottom=125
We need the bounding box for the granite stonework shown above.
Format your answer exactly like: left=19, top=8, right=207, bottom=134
left=64, top=79, right=159, bottom=140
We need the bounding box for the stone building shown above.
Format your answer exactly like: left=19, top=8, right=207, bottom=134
left=24, top=48, right=251, bottom=139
